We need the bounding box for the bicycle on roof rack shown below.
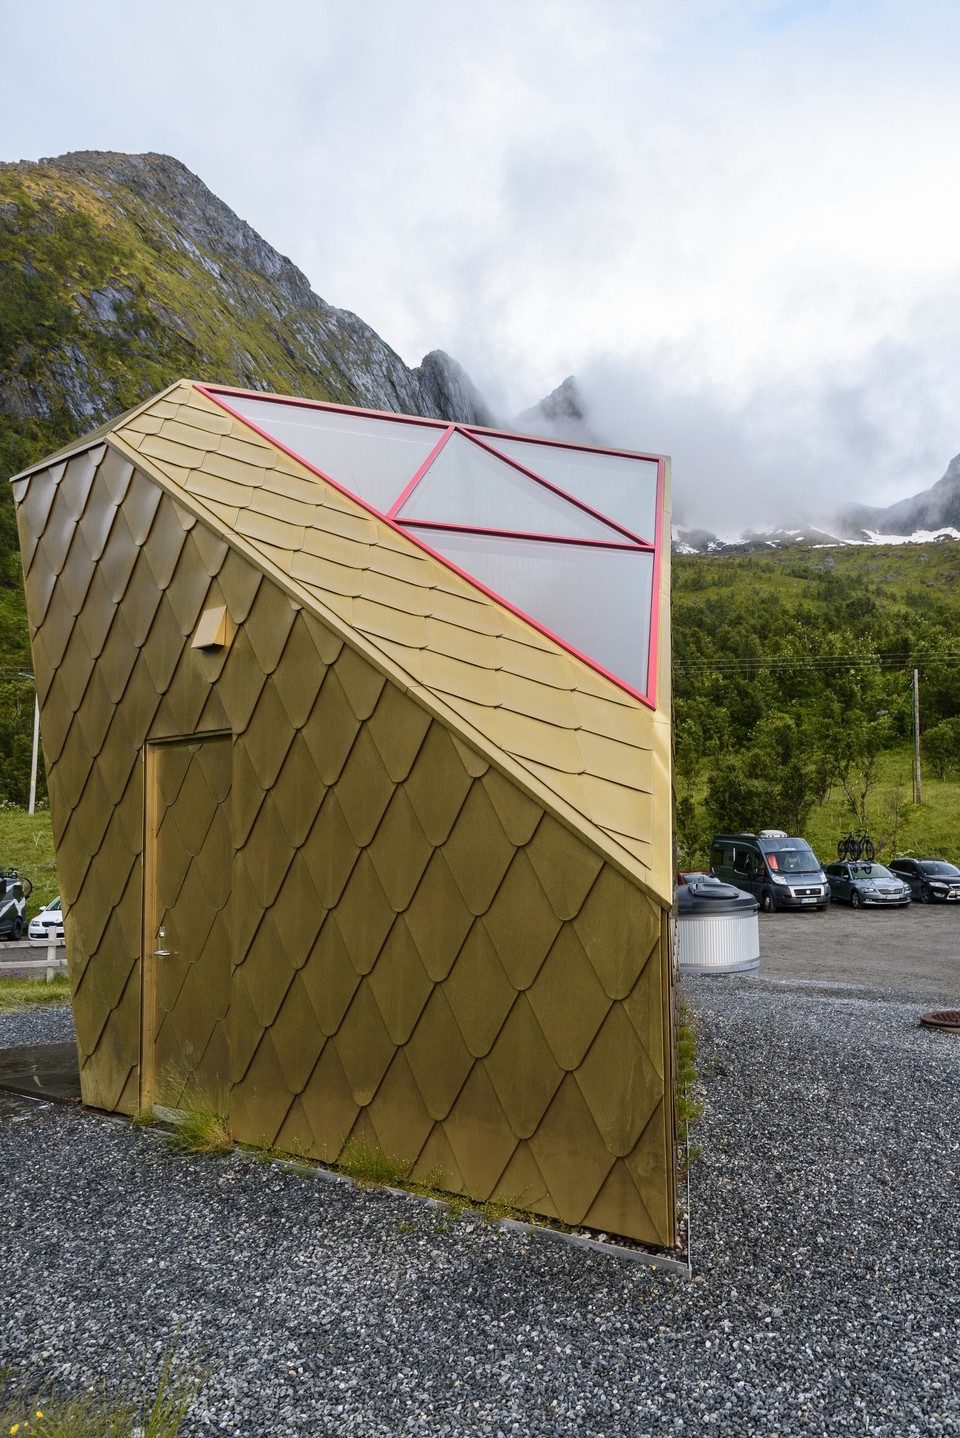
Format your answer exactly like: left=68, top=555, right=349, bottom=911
left=837, top=830, right=875, bottom=861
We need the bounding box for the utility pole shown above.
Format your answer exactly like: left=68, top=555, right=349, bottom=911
left=14, top=672, right=39, bottom=815
left=28, top=694, right=39, bottom=815
left=913, top=668, right=922, bottom=805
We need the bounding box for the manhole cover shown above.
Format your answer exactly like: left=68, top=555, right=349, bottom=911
left=919, top=1010, right=960, bottom=1032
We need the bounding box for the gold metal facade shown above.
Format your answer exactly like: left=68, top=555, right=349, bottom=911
left=14, top=396, right=675, bottom=1247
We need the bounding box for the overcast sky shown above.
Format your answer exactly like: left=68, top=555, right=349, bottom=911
left=4, top=0, right=960, bottom=531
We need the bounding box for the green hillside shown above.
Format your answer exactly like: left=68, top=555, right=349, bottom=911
left=0, top=154, right=442, bottom=502
left=674, top=543, right=960, bottom=866
left=0, top=157, right=377, bottom=809
left=0, top=150, right=488, bottom=810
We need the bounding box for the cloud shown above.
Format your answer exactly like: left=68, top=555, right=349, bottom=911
left=578, top=322, right=960, bottom=535
left=4, top=1, right=960, bottom=514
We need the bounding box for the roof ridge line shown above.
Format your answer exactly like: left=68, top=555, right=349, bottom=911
left=9, top=378, right=194, bottom=484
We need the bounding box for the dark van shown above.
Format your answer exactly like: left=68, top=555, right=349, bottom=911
left=0, top=867, right=29, bottom=939
left=710, top=831, right=829, bottom=913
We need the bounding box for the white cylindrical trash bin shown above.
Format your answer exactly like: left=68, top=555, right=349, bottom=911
left=676, top=875, right=760, bottom=974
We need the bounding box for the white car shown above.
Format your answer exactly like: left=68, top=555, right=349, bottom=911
left=28, top=897, right=65, bottom=944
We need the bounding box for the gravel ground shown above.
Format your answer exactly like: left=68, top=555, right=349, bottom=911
left=2, top=986, right=959, bottom=1437
left=0, top=1006, right=76, bottom=1048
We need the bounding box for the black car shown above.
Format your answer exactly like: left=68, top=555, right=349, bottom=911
left=888, top=858, right=960, bottom=904
left=824, top=861, right=911, bottom=909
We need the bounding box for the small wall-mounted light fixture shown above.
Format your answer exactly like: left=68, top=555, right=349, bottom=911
left=192, top=605, right=231, bottom=650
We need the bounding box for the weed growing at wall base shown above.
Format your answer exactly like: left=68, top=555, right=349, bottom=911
left=675, top=999, right=703, bottom=1172
left=161, top=1100, right=232, bottom=1156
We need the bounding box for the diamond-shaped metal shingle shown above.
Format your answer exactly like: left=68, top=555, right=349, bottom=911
left=366, top=788, right=433, bottom=913
left=528, top=1075, right=616, bottom=1225
left=481, top=851, right=561, bottom=990
left=402, top=723, right=474, bottom=846
left=331, top=980, right=396, bottom=1107
left=440, top=782, right=515, bottom=917
left=366, top=916, right=433, bottom=1046
left=574, top=1004, right=662, bottom=1158
left=404, top=988, right=474, bottom=1122
left=527, top=926, right=612, bottom=1072
left=441, top=921, right=515, bottom=1058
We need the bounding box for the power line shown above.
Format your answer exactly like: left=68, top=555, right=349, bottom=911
left=675, top=652, right=960, bottom=673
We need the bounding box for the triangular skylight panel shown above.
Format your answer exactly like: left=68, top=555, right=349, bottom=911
left=403, top=526, right=655, bottom=695
left=489, top=436, right=660, bottom=544
left=393, top=430, right=630, bottom=542
left=222, top=394, right=444, bottom=512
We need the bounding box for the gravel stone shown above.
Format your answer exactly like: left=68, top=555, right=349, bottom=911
left=0, top=1006, right=76, bottom=1048
left=1, top=984, right=958, bottom=1436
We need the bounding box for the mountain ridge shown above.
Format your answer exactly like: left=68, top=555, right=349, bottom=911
left=671, top=452, right=960, bottom=554
left=0, top=149, right=494, bottom=486
left=839, top=452, right=960, bottom=541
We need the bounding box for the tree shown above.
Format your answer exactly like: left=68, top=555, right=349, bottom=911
left=924, top=718, right=960, bottom=780
left=701, top=713, right=832, bottom=839
left=832, top=711, right=893, bottom=826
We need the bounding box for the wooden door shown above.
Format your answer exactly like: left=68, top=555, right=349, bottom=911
left=142, top=734, right=232, bottom=1111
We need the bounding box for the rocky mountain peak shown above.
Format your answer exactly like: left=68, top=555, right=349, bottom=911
left=414, top=350, right=495, bottom=428
left=32, top=150, right=315, bottom=302
left=839, top=452, right=960, bottom=541
left=514, top=375, right=597, bottom=443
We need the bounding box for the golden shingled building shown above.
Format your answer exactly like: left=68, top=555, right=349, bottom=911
left=12, top=381, right=676, bottom=1246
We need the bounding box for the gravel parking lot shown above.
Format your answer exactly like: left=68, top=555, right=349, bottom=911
left=757, top=900, right=960, bottom=1001
left=1, top=915, right=959, bottom=1436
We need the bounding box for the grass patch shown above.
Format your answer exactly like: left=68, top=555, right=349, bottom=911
left=335, top=1136, right=411, bottom=1190
left=150, top=1079, right=233, bottom=1156
left=0, top=973, right=70, bottom=1012
left=675, top=999, right=703, bottom=1172
left=0, top=1348, right=201, bottom=1436
left=0, top=809, right=57, bottom=920
left=163, top=1101, right=233, bottom=1156
left=802, top=746, right=960, bottom=865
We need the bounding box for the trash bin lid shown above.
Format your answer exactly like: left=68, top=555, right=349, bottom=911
left=676, top=874, right=758, bottom=916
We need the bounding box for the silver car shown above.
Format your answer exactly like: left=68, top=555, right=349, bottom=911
left=824, top=862, right=911, bottom=909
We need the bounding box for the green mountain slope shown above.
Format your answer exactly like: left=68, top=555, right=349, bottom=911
left=0, top=149, right=494, bottom=808
left=674, top=544, right=960, bottom=863
left=0, top=150, right=492, bottom=488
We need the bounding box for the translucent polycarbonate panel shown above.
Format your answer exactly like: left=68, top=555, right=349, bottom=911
left=487, top=437, right=660, bottom=543
left=398, top=431, right=628, bottom=542
left=404, top=527, right=655, bottom=693
left=221, top=396, right=445, bottom=511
